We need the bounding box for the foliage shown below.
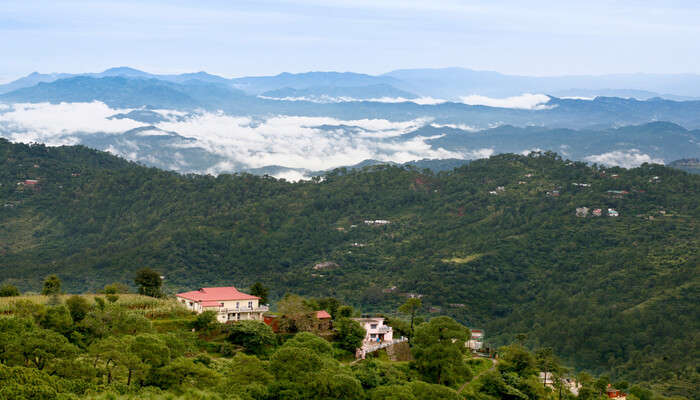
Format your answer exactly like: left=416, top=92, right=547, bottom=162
left=134, top=268, right=163, bottom=298
left=191, top=310, right=219, bottom=333
left=249, top=282, right=269, bottom=304
left=226, top=320, right=276, bottom=355
left=41, top=275, right=61, bottom=295
left=334, top=317, right=366, bottom=352
left=0, top=284, right=20, bottom=297
left=398, top=297, right=422, bottom=344
left=411, top=316, right=471, bottom=386
left=0, top=142, right=698, bottom=396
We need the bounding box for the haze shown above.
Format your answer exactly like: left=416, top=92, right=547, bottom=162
left=2, top=0, right=700, bottom=83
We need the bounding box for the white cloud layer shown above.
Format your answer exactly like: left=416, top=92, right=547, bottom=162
left=0, top=102, right=143, bottom=144
left=584, top=149, right=664, bottom=168
left=459, top=93, right=554, bottom=110
left=0, top=101, right=494, bottom=174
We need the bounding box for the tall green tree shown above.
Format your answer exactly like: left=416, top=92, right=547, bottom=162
left=65, top=295, right=90, bottom=323
left=41, top=275, right=61, bottom=295
left=134, top=268, right=163, bottom=298
left=334, top=318, right=366, bottom=352
left=398, top=297, right=422, bottom=344
left=411, top=316, right=470, bottom=386
left=226, top=320, right=276, bottom=355
left=249, top=282, right=269, bottom=304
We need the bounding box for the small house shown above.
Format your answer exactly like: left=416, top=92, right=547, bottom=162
left=176, top=286, right=268, bottom=323
left=608, top=208, right=619, bottom=217
left=466, top=329, right=484, bottom=351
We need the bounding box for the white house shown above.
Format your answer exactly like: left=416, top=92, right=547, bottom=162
left=352, top=317, right=393, bottom=345
left=466, top=329, right=484, bottom=351
left=176, top=286, right=269, bottom=323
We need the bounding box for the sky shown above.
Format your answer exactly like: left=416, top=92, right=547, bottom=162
left=1, top=0, right=700, bottom=83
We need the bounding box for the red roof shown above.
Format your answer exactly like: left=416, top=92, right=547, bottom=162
left=316, top=310, right=332, bottom=319
left=176, top=286, right=260, bottom=302
left=201, top=301, right=224, bottom=307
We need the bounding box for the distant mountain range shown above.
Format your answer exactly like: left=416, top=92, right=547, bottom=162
left=0, top=67, right=698, bottom=176
left=3, top=66, right=700, bottom=100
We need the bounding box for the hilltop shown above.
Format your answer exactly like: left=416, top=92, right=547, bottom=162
left=0, top=139, right=698, bottom=397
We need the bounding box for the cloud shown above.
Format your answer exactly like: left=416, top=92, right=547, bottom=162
left=0, top=102, right=145, bottom=144
left=271, top=170, right=311, bottom=182
left=158, top=113, right=460, bottom=170
left=429, top=123, right=478, bottom=131
left=521, top=148, right=543, bottom=156
left=584, top=149, right=664, bottom=168
left=459, top=93, right=554, bottom=110
left=465, top=148, right=495, bottom=159
left=0, top=101, right=472, bottom=173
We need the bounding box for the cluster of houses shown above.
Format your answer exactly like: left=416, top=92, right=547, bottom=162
left=576, top=207, right=619, bottom=217
left=176, top=285, right=406, bottom=358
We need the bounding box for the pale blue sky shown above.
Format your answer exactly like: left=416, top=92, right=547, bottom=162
left=1, top=0, right=699, bottom=82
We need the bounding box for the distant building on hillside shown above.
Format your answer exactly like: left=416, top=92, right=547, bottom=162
left=576, top=207, right=589, bottom=217
left=606, top=385, right=627, bottom=400
left=176, top=286, right=268, bottom=323
left=353, top=317, right=393, bottom=346
left=539, top=373, right=582, bottom=396
left=608, top=208, right=619, bottom=217
left=364, top=219, right=390, bottom=225
left=466, top=329, right=484, bottom=351
left=592, top=208, right=603, bottom=217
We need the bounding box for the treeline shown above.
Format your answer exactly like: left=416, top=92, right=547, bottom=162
left=1, top=288, right=675, bottom=400
left=0, top=139, right=698, bottom=397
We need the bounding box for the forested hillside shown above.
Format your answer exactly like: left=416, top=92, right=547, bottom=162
left=1, top=139, right=698, bottom=397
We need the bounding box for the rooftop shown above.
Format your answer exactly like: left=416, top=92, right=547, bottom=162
left=176, top=286, right=260, bottom=302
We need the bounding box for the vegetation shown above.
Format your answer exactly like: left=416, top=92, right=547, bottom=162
left=0, top=140, right=698, bottom=397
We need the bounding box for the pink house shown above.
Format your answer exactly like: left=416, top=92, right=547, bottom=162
left=176, top=286, right=269, bottom=323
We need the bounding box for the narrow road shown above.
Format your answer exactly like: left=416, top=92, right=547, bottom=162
left=458, top=357, right=497, bottom=393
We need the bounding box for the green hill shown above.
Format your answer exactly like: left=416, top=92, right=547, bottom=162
left=1, top=138, right=698, bottom=397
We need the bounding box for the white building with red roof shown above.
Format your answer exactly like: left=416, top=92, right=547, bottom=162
left=176, top=286, right=269, bottom=323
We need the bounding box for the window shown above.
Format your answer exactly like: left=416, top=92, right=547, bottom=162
left=370, top=334, right=376, bottom=339
left=236, top=302, right=239, bottom=309
left=248, top=301, right=253, bottom=309
left=370, top=324, right=377, bottom=329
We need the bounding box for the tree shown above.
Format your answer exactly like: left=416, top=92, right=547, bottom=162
left=398, top=297, right=422, bottom=344
left=41, top=275, right=61, bottom=295
left=411, top=316, right=470, bottom=386
left=226, top=320, right=276, bottom=355
left=337, top=305, right=354, bottom=318
left=102, top=282, right=130, bottom=294
left=223, top=353, right=273, bottom=389
left=0, top=284, right=20, bottom=297
left=270, top=346, right=323, bottom=382
left=191, top=310, right=219, bottom=333
left=249, top=282, right=269, bottom=304
left=282, top=331, right=333, bottom=356
left=535, top=347, right=559, bottom=389
left=39, top=305, right=73, bottom=336
left=334, top=318, right=366, bottom=352
left=11, top=328, right=78, bottom=370
left=65, top=295, right=90, bottom=323
left=277, top=294, right=316, bottom=332
left=134, top=268, right=163, bottom=298
left=151, top=357, right=219, bottom=389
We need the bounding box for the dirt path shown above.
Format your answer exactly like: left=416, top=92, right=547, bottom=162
left=458, top=357, right=497, bottom=393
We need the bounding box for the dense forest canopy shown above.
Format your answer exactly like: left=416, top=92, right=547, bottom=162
left=0, top=138, right=698, bottom=397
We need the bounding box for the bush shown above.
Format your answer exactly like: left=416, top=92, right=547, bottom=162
left=0, top=284, right=20, bottom=297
